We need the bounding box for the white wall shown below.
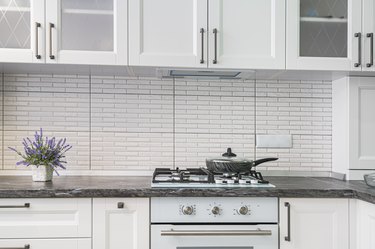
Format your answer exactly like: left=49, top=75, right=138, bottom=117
left=0, top=74, right=332, bottom=174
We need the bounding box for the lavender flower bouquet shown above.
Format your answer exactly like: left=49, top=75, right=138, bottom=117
left=9, top=128, right=72, bottom=181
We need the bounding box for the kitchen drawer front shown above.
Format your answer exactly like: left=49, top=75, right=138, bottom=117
left=0, top=198, right=91, bottom=239
left=0, top=239, right=91, bottom=249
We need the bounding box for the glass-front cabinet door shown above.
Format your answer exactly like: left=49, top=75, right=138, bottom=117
left=286, top=0, right=361, bottom=70
left=0, top=0, right=44, bottom=63
left=46, top=0, right=127, bottom=65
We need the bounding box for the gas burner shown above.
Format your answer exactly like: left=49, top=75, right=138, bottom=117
left=152, top=167, right=273, bottom=187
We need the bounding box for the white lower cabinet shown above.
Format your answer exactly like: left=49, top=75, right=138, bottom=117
left=93, top=198, right=150, bottom=249
left=0, top=198, right=91, bottom=239
left=354, top=200, right=375, bottom=249
left=0, top=239, right=91, bottom=249
left=280, top=198, right=349, bottom=249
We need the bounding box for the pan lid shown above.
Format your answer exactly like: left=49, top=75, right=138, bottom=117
left=206, top=148, right=253, bottom=163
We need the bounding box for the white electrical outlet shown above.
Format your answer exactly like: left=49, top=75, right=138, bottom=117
left=256, top=135, right=292, bottom=148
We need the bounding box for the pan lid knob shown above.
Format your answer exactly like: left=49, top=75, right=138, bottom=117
left=222, top=148, right=237, bottom=158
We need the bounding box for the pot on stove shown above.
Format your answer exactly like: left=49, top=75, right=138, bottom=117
left=205, top=148, right=278, bottom=173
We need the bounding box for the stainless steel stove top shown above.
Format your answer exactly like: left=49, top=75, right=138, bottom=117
left=151, top=167, right=275, bottom=188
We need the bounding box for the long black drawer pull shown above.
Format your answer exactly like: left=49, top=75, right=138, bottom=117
left=0, top=203, right=30, bottom=208
left=284, top=202, right=291, bottom=242
left=354, top=32, right=362, bottom=67
left=0, top=244, right=30, bottom=249
left=367, top=33, right=374, bottom=67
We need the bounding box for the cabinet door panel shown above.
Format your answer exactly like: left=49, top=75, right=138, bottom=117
left=357, top=200, right=375, bottom=249
left=280, top=198, right=349, bottom=249
left=286, top=0, right=361, bottom=70
left=349, top=77, right=375, bottom=169
left=0, top=0, right=44, bottom=63
left=93, top=198, right=149, bottom=249
left=208, top=0, right=285, bottom=69
left=0, top=198, right=91, bottom=239
left=46, top=0, right=127, bottom=65
left=129, top=0, right=207, bottom=67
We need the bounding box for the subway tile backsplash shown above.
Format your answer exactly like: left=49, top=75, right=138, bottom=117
left=0, top=74, right=332, bottom=173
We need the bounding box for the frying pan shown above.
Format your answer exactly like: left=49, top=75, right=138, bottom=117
left=205, top=148, right=278, bottom=173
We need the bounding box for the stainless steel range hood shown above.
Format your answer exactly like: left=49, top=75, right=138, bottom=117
left=157, top=68, right=255, bottom=79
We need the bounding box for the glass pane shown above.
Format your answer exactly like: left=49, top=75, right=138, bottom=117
left=0, top=0, right=30, bottom=49
left=299, top=0, right=348, bottom=58
left=61, top=0, right=114, bottom=51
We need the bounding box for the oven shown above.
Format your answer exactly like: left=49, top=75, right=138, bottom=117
left=151, top=197, right=279, bottom=249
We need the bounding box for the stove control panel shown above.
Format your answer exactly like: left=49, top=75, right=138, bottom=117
left=151, top=197, right=278, bottom=223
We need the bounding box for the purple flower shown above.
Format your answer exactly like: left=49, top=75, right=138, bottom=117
left=8, top=128, right=72, bottom=175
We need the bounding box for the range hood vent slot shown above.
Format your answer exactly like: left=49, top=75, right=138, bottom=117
left=157, top=69, right=254, bottom=79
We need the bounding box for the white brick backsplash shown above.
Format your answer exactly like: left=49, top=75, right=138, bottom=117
left=256, top=135, right=331, bottom=170
left=4, top=74, right=89, bottom=93
left=4, top=130, right=89, bottom=170
left=4, top=91, right=89, bottom=132
left=175, top=79, right=255, bottom=97
left=91, top=132, right=173, bottom=170
left=91, top=94, right=173, bottom=132
left=0, top=74, right=333, bottom=172
left=175, top=133, right=255, bottom=168
left=91, top=76, right=174, bottom=95
left=176, top=95, right=254, bottom=134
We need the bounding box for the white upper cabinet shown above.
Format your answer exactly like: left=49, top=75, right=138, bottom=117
left=348, top=77, right=375, bottom=169
left=286, top=0, right=361, bottom=70
left=208, top=0, right=285, bottom=69
left=363, top=0, right=375, bottom=71
left=280, top=198, right=349, bottom=249
left=45, top=0, right=127, bottom=65
left=0, top=0, right=45, bottom=63
left=129, top=0, right=207, bottom=67
left=129, top=0, right=286, bottom=69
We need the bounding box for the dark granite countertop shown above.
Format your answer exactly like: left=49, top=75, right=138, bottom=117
left=0, top=176, right=375, bottom=204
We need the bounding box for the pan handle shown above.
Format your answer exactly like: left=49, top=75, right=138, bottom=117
left=253, top=158, right=278, bottom=166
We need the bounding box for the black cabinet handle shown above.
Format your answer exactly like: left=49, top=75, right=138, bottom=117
left=117, top=202, right=124, bottom=209
left=354, top=32, right=362, bottom=67
left=213, top=28, right=218, bottom=64
left=0, top=203, right=30, bottom=208
left=367, top=33, right=374, bottom=67
left=284, top=202, right=291, bottom=242
left=35, top=22, right=41, bottom=59
left=200, top=28, right=205, bottom=64
left=49, top=23, right=55, bottom=59
left=0, top=244, right=29, bottom=249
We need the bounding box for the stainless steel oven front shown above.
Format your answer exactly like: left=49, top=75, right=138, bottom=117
left=151, top=197, right=279, bottom=249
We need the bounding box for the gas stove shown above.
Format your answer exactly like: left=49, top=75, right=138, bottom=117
left=151, top=167, right=275, bottom=188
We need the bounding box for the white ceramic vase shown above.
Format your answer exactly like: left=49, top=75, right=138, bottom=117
left=31, top=165, right=54, bottom=182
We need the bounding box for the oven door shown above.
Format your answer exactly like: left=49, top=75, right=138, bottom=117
left=151, top=224, right=278, bottom=249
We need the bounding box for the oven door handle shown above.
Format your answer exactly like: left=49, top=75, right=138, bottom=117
left=160, top=229, right=272, bottom=236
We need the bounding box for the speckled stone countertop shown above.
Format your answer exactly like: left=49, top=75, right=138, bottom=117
left=0, top=176, right=374, bottom=203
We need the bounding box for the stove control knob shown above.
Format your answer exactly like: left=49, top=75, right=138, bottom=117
left=238, top=206, right=249, bottom=215
left=182, top=205, right=194, bottom=215
left=211, top=206, right=221, bottom=215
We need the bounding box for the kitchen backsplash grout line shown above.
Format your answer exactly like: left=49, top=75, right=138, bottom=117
left=172, top=77, right=176, bottom=170
left=254, top=78, right=257, bottom=160
left=89, top=74, right=92, bottom=171
left=1, top=72, right=4, bottom=170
